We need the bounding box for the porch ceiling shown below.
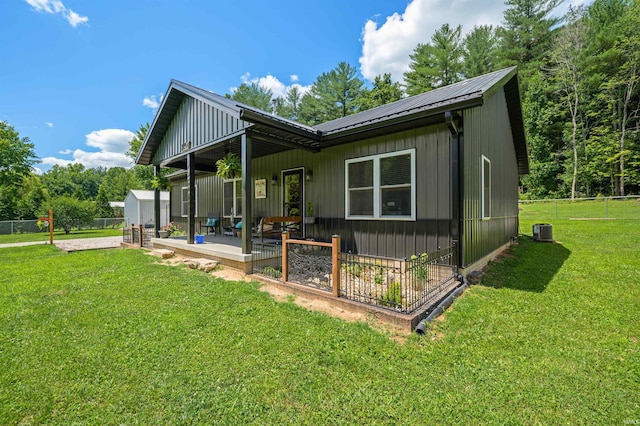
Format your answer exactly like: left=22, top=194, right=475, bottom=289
left=161, top=125, right=320, bottom=172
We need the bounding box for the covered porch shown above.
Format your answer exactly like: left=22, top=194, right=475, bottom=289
left=151, top=233, right=282, bottom=273
left=137, top=80, right=322, bottom=257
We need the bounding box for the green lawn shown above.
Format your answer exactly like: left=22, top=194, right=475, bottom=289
left=519, top=196, right=640, bottom=221
left=0, top=228, right=123, bottom=244
left=0, top=211, right=638, bottom=423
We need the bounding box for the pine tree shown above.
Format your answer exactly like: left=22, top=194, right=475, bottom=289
left=404, top=24, right=463, bottom=95
left=463, top=25, right=499, bottom=78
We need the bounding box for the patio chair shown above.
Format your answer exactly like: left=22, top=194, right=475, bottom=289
left=200, top=212, right=221, bottom=235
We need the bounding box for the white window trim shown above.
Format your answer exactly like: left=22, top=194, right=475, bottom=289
left=223, top=178, right=242, bottom=218
left=181, top=185, right=198, bottom=217
left=345, top=148, right=416, bottom=221
left=481, top=155, right=491, bottom=219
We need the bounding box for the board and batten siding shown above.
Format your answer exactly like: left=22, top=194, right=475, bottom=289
left=152, top=96, right=250, bottom=165
left=461, top=88, right=520, bottom=267
left=251, top=125, right=453, bottom=259
left=169, top=173, right=224, bottom=231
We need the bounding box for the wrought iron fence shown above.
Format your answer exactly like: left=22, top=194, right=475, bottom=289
left=341, top=247, right=458, bottom=313
left=123, top=225, right=154, bottom=249
left=251, top=234, right=458, bottom=314
left=251, top=242, right=283, bottom=279
left=287, top=242, right=333, bottom=292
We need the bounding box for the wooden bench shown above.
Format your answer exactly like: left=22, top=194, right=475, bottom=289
left=253, top=216, right=301, bottom=242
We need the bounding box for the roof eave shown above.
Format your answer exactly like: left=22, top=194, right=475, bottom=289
left=320, top=96, right=484, bottom=141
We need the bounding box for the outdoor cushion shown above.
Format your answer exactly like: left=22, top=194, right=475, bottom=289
left=234, top=221, right=242, bottom=229
left=206, top=218, right=219, bottom=226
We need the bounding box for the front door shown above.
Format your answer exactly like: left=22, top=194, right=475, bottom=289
left=283, top=169, right=303, bottom=236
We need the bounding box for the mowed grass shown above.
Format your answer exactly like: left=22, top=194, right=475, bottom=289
left=0, top=228, right=123, bottom=244
left=519, top=196, right=640, bottom=221
left=1, top=207, right=638, bottom=424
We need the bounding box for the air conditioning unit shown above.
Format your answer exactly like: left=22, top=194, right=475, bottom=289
left=532, top=223, right=553, bottom=242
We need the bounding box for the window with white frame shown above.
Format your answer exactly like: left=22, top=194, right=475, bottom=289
left=223, top=178, right=242, bottom=218
left=481, top=155, right=491, bottom=219
left=181, top=185, right=198, bottom=217
left=345, top=149, right=416, bottom=220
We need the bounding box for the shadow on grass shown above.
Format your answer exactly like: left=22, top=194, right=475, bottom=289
left=481, top=235, right=571, bottom=293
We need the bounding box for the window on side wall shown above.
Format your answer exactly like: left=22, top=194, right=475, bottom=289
left=181, top=185, right=198, bottom=217
left=345, top=149, right=415, bottom=220
left=482, top=155, right=491, bottom=219
left=223, top=178, right=242, bottom=218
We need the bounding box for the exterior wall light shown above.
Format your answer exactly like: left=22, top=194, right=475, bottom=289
left=271, top=174, right=278, bottom=185
left=306, top=169, right=313, bottom=182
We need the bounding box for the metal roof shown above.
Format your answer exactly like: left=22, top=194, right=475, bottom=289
left=137, top=66, right=528, bottom=174
left=128, top=190, right=170, bottom=202
left=136, top=80, right=320, bottom=166
left=316, top=67, right=517, bottom=135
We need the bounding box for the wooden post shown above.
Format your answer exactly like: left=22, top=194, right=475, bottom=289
left=281, top=231, right=289, bottom=282
left=138, top=224, right=144, bottom=247
left=49, top=208, right=53, bottom=245
left=332, top=235, right=341, bottom=297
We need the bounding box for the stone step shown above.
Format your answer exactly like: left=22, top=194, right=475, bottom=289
left=151, top=249, right=175, bottom=259
left=184, top=258, right=219, bottom=273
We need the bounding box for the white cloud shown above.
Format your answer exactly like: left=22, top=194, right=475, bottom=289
left=24, top=0, right=88, bottom=27
left=66, top=10, right=89, bottom=27
left=32, top=166, right=43, bottom=175
left=45, top=122, right=53, bottom=127
left=40, top=128, right=135, bottom=170
left=85, top=129, right=134, bottom=154
left=258, top=75, right=286, bottom=98
left=232, top=72, right=312, bottom=100
left=142, top=94, right=163, bottom=112
left=359, top=0, right=589, bottom=83
left=40, top=157, right=73, bottom=167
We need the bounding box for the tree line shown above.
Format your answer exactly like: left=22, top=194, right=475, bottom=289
left=1, top=0, right=638, bottom=223
left=230, top=0, right=639, bottom=199
left=0, top=121, right=155, bottom=224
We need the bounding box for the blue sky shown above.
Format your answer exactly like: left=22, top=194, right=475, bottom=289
left=0, top=0, right=585, bottom=173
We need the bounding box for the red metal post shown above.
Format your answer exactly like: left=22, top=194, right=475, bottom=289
left=49, top=208, right=53, bottom=245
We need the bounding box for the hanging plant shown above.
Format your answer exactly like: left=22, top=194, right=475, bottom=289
left=216, top=153, right=242, bottom=179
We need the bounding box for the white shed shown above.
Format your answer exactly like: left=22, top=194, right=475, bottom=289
left=124, top=190, right=170, bottom=228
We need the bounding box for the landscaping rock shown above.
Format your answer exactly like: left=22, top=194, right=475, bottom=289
left=151, top=249, right=175, bottom=259
left=184, top=258, right=219, bottom=272
left=466, top=270, right=485, bottom=285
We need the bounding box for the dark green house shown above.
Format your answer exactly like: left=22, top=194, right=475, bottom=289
left=136, top=66, right=528, bottom=274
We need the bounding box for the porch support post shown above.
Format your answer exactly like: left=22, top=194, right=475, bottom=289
left=446, top=111, right=463, bottom=269
left=187, top=152, right=196, bottom=244
left=241, top=132, right=253, bottom=254
left=153, top=165, right=161, bottom=238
